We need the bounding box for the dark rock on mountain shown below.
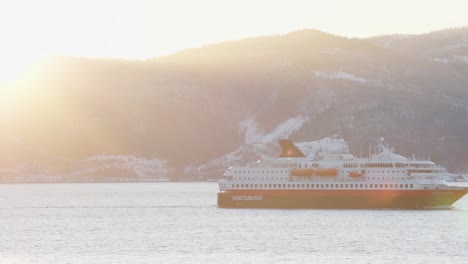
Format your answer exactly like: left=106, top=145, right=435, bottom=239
left=1, top=27, right=468, bottom=181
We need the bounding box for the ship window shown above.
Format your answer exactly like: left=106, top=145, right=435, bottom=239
left=410, top=184, right=413, bottom=188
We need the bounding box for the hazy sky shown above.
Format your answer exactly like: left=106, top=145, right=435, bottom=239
left=1, top=0, right=468, bottom=84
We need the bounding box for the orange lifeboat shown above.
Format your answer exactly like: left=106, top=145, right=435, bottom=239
left=315, top=168, right=338, bottom=176
left=349, top=171, right=364, bottom=178
left=291, top=168, right=314, bottom=176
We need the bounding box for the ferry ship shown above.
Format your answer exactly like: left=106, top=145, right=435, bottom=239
left=217, top=138, right=468, bottom=209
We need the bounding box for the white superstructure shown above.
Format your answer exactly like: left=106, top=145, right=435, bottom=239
left=219, top=138, right=454, bottom=192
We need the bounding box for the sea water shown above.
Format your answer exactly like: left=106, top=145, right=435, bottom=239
left=0, top=182, right=467, bottom=263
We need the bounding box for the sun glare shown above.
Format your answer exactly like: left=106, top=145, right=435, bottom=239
left=0, top=52, right=38, bottom=103
left=0, top=0, right=467, bottom=97
left=1, top=0, right=468, bottom=66
left=0, top=55, right=34, bottom=85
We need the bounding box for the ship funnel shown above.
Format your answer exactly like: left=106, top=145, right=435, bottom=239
left=278, top=139, right=306, bottom=158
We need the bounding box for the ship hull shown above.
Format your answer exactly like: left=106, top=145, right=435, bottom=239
left=217, top=189, right=468, bottom=209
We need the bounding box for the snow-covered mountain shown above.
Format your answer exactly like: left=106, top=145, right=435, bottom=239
left=187, top=116, right=350, bottom=176
left=73, top=155, right=168, bottom=180
left=187, top=138, right=351, bottom=176
left=0, top=154, right=169, bottom=182
left=2, top=27, right=468, bottom=181
left=371, top=28, right=468, bottom=65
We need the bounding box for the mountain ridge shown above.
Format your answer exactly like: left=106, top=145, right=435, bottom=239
left=1, top=27, right=468, bottom=181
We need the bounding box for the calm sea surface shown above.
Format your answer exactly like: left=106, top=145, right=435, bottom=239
left=0, top=182, right=467, bottom=264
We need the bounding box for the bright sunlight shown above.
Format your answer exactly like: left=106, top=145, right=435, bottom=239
left=1, top=0, right=468, bottom=86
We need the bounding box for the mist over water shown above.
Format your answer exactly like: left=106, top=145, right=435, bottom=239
left=0, top=182, right=467, bottom=263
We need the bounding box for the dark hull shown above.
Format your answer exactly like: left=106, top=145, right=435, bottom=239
left=218, top=189, right=468, bottom=209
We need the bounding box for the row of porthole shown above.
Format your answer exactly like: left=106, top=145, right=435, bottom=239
left=221, top=183, right=414, bottom=189
left=368, top=177, right=409, bottom=180
left=234, top=171, right=287, bottom=174
left=363, top=171, right=404, bottom=173
left=234, top=177, right=288, bottom=180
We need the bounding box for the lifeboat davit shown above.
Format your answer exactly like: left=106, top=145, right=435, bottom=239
left=315, top=168, right=338, bottom=176
left=291, top=168, right=314, bottom=176
left=349, top=171, right=364, bottom=178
